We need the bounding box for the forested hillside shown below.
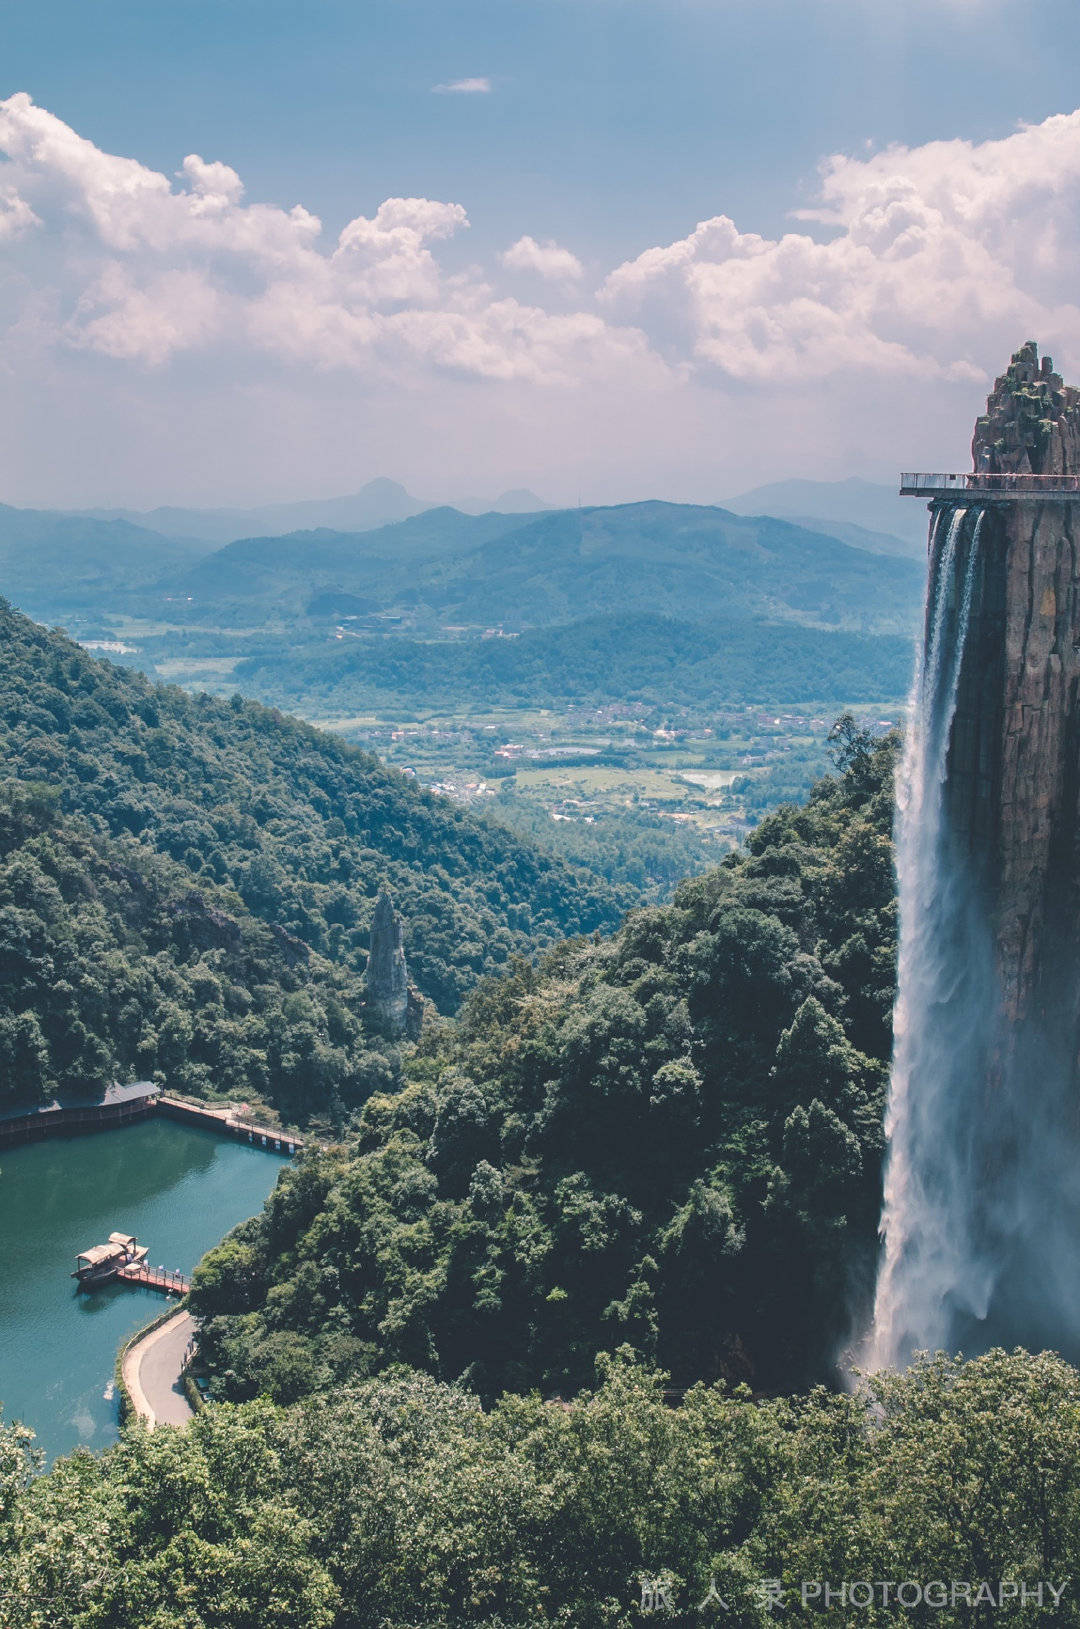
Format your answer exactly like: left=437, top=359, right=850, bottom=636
left=0, top=784, right=398, bottom=1117
left=234, top=612, right=916, bottom=714
left=1, top=1350, right=1075, bottom=1629
left=7, top=704, right=1067, bottom=1629
left=0, top=503, right=209, bottom=609
left=191, top=722, right=898, bottom=1400
left=0, top=602, right=624, bottom=1107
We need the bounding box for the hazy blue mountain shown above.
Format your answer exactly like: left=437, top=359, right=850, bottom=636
left=0, top=504, right=205, bottom=612
left=492, top=488, right=551, bottom=511
left=76, top=479, right=553, bottom=545
left=775, top=515, right=927, bottom=559
left=162, top=499, right=923, bottom=634
left=412, top=501, right=924, bottom=634
left=456, top=488, right=551, bottom=514
left=0, top=493, right=923, bottom=645
left=169, top=508, right=532, bottom=614
left=77, top=477, right=431, bottom=546
left=725, top=476, right=930, bottom=555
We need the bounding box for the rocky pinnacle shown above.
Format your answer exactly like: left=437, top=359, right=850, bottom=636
left=966, top=344, right=1080, bottom=1032
left=366, top=886, right=410, bottom=1034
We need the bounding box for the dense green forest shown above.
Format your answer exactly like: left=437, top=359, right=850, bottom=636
left=1, top=1350, right=1076, bottom=1627
left=0, top=601, right=625, bottom=1109
left=190, top=722, right=897, bottom=1401
left=6, top=682, right=1072, bottom=1628
left=491, top=788, right=727, bottom=900
left=0, top=781, right=401, bottom=1118
left=232, top=613, right=916, bottom=714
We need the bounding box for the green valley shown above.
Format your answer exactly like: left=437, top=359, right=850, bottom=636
left=3, top=494, right=918, bottom=896
left=0, top=601, right=624, bottom=1117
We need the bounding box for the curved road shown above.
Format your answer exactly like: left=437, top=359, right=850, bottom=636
left=123, top=1309, right=195, bottom=1428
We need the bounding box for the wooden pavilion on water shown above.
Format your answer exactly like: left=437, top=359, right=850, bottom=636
left=72, top=1232, right=148, bottom=1288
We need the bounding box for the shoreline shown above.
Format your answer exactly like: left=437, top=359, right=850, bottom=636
left=120, top=1308, right=196, bottom=1430
left=0, top=1084, right=303, bottom=1156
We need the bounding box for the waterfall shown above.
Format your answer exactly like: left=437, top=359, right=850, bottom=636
left=868, top=504, right=989, bottom=1369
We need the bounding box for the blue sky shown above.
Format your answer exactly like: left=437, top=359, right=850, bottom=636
left=13, top=0, right=1080, bottom=259
left=5, top=0, right=1080, bottom=507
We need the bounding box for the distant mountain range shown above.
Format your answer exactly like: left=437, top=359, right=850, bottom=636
left=74, top=478, right=551, bottom=546
left=156, top=499, right=922, bottom=635
left=0, top=503, right=209, bottom=610
left=0, top=493, right=924, bottom=643
left=725, top=476, right=930, bottom=557
left=56, top=473, right=929, bottom=557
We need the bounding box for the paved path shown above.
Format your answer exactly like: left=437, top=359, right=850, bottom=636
left=122, top=1309, right=195, bottom=1429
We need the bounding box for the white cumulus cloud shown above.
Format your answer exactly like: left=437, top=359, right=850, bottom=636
left=501, top=235, right=584, bottom=284
left=0, top=93, right=637, bottom=383
left=179, top=154, right=245, bottom=208
left=6, top=92, right=1080, bottom=504
left=0, top=185, right=38, bottom=240
left=600, top=112, right=1080, bottom=387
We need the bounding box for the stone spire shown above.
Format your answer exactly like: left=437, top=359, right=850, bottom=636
left=972, top=340, right=1080, bottom=476
left=958, top=345, right=1080, bottom=1028
left=882, top=345, right=1080, bottom=1358
left=366, top=887, right=409, bottom=1034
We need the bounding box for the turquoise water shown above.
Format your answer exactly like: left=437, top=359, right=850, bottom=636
left=0, top=1118, right=284, bottom=1461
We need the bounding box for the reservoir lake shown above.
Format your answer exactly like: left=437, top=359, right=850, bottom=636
left=0, top=1118, right=284, bottom=1460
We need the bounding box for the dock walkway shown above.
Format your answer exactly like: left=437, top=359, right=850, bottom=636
left=156, top=1096, right=303, bottom=1154
left=117, top=1262, right=191, bottom=1295
left=0, top=1084, right=306, bottom=1153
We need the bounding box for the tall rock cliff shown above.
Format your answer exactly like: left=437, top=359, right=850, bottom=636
left=366, top=887, right=410, bottom=1034
left=872, top=346, right=1080, bottom=1369
left=963, top=344, right=1080, bottom=1029
left=916, top=344, right=1080, bottom=1356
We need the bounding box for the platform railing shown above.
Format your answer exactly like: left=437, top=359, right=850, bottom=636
left=901, top=472, right=1080, bottom=498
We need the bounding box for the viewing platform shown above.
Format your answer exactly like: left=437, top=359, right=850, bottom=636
left=900, top=472, right=1080, bottom=501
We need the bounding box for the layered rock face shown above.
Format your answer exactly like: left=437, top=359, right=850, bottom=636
left=919, top=345, right=1080, bottom=1355
left=964, top=344, right=1080, bottom=1029
left=366, top=887, right=410, bottom=1034
left=871, top=348, right=1080, bottom=1366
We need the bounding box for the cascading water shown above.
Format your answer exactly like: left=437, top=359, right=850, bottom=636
left=868, top=346, right=1080, bottom=1371
left=868, top=504, right=992, bottom=1369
